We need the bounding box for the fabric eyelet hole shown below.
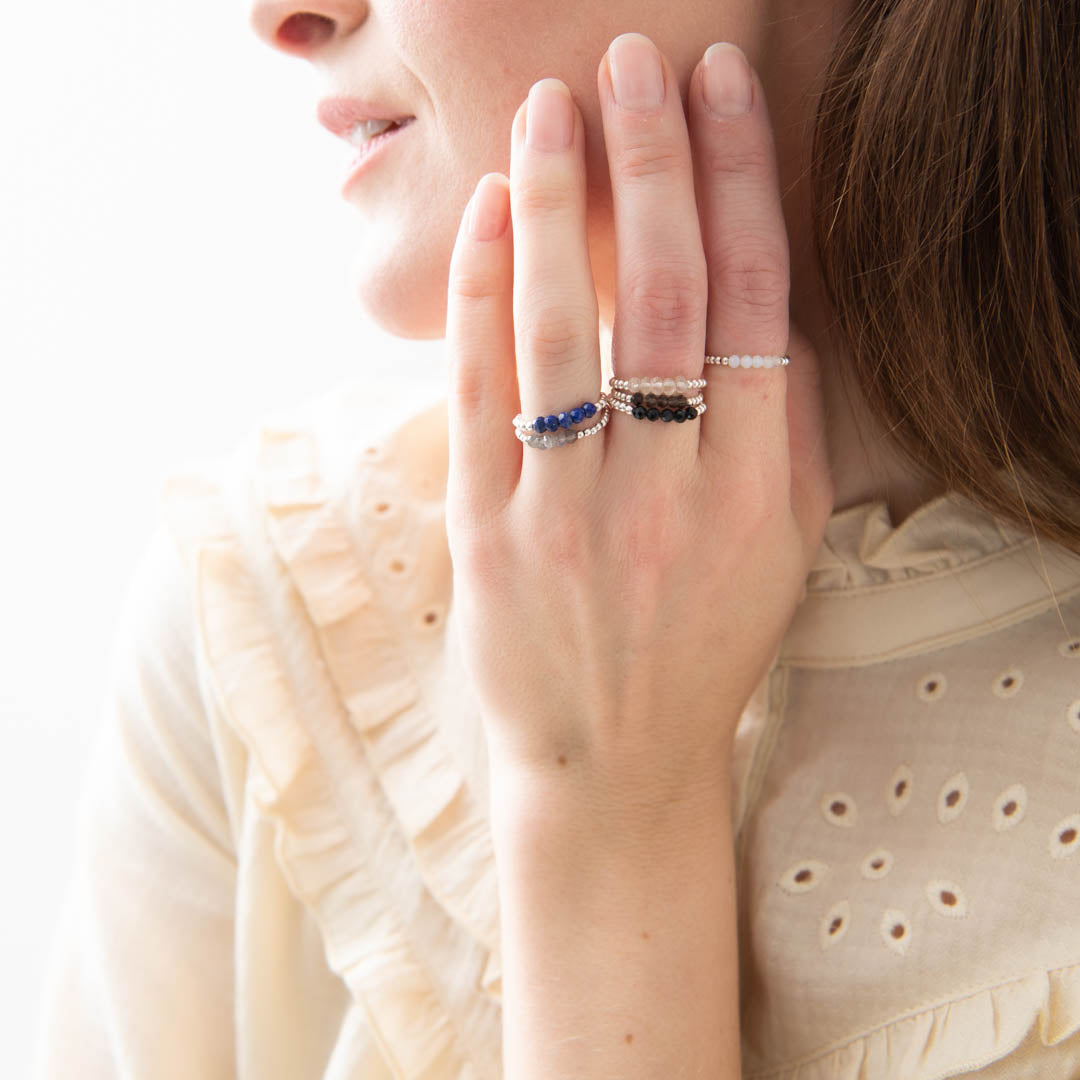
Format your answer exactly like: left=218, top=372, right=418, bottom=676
left=389, top=557, right=408, bottom=575
left=926, top=879, right=968, bottom=918
left=937, top=771, right=970, bottom=824
left=373, top=500, right=393, bottom=516
left=860, top=847, right=894, bottom=880
left=991, top=783, right=1028, bottom=832
left=992, top=667, right=1024, bottom=698
left=778, top=859, right=828, bottom=895
left=880, top=909, right=911, bottom=955
left=1058, top=637, right=1080, bottom=658
left=887, top=764, right=914, bottom=816
left=820, top=792, right=858, bottom=828
left=820, top=900, right=851, bottom=950
left=1050, top=814, right=1080, bottom=859
left=418, top=606, right=444, bottom=631
left=1067, top=700, right=1080, bottom=735
left=916, top=672, right=947, bottom=703
left=363, top=445, right=382, bottom=459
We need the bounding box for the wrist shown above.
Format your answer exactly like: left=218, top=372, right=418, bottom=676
left=487, top=750, right=736, bottom=868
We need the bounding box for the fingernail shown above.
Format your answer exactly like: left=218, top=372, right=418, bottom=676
left=608, top=33, right=665, bottom=111
left=468, top=174, right=509, bottom=241
left=702, top=42, right=753, bottom=116
left=526, top=78, right=575, bottom=152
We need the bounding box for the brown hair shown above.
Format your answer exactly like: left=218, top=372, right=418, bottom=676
left=810, top=0, right=1080, bottom=553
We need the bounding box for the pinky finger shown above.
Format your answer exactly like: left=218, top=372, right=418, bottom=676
left=445, top=172, right=519, bottom=532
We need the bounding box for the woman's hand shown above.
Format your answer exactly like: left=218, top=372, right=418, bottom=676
left=443, top=33, right=833, bottom=815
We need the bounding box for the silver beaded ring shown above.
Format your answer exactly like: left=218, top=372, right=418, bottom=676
left=510, top=352, right=791, bottom=448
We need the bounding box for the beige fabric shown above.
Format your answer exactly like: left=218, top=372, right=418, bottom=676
left=33, top=382, right=1080, bottom=1079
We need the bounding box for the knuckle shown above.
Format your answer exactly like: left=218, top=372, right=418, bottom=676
left=516, top=303, right=588, bottom=368
left=624, top=268, right=707, bottom=345
left=713, top=244, right=789, bottom=315
left=450, top=265, right=501, bottom=304
left=614, top=134, right=686, bottom=185
left=513, top=178, right=575, bottom=219
left=699, top=139, right=773, bottom=181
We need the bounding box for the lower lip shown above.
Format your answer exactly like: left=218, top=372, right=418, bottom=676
left=341, top=119, right=415, bottom=195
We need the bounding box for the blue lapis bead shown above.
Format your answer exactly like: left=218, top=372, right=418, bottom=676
left=532, top=417, right=546, bottom=434
left=582, top=401, right=596, bottom=418
left=569, top=407, right=584, bottom=424
left=558, top=412, right=572, bottom=428
left=544, top=415, right=559, bottom=431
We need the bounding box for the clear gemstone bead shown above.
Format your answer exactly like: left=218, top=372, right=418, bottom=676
left=675, top=376, right=688, bottom=393
left=629, top=377, right=640, bottom=391
left=662, top=378, right=676, bottom=395
left=752, top=354, right=764, bottom=367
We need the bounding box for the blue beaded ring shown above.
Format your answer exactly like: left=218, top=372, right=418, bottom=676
left=513, top=400, right=600, bottom=435
left=512, top=396, right=611, bottom=449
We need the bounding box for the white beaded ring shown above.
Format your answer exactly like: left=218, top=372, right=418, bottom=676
left=704, top=354, right=790, bottom=368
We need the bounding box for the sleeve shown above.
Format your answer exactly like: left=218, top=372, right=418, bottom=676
left=31, top=522, right=239, bottom=1079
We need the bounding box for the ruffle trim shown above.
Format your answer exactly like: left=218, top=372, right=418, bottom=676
left=743, top=961, right=1080, bottom=1080
left=804, top=486, right=1034, bottom=593
left=159, top=395, right=503, bottom=1080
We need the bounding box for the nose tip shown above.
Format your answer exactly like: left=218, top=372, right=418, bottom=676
left=247, top=1, right=338, bottom=54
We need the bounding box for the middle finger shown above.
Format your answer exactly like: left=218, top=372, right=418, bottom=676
left=600, top=32, right=709, bottom=478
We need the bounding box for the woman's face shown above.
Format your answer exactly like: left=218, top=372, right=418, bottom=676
left=248, top=0, right=771, bottom=340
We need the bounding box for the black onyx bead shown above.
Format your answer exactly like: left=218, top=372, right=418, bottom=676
left=631, top=392, right=644, bottom=406
left=661, top=409, right=674, bottom=422
left=646, top=407, right=660, bottom=421
left=686, top=406, right=697, bottom=419
left=674, top=408, right=687, bottom=422
left=632, top=405, right=647, bottom=419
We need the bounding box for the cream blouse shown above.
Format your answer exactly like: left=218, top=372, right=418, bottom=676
left=33, top=381, right=1080, bottom=1079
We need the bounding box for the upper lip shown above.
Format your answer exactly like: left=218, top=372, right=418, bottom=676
left=317, top=97, right=415, bottom=139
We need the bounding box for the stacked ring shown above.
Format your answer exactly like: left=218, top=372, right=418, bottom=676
left=509, top=352, right=791, bottom=448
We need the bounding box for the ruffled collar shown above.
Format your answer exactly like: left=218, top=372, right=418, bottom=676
left=783, top=489, right=1080, bottom=666
left=805, top=488, right=1034, bottom=591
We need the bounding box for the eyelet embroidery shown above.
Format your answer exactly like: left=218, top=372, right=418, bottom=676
left=387, top=556, right=409, bottom=576
left=820, top=792, right=858, bottom=828
left=860, top=847, right=894, bottom=880
left=937, top=771, right=970, bottom=824
left=1067, top=700, right=1080, bottom=736
left=1049, top=814, right=1080, bottom=860
left=886, top=765, right=914, bottom=817
left=991, top=783, right=1028, bottom=832
left=991, top=667, right=1024, bottom=698
left=362, top=444, right=384, bottom=460
left=916, top=672, right=948, bottom=703
left=417, top=605, right=445, bottom=631
left=880, top=909, right=912, bottom=955
left=925, top=879, right=968, bottom=918
left=778, top=859, right=829, bottom=895
left=371, top=499, right=395, bottom=519
left=820, top=900, right=851, bottom=950
left=1058, top=637, right=1080, bottom=659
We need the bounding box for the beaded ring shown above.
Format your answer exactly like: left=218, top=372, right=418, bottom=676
left=510, top=353, right=791, bottom=448
left=704, top=353, right=790, bottom=368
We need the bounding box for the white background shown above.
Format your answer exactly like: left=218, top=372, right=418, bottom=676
left=1, top=3, right=448, bottom=1074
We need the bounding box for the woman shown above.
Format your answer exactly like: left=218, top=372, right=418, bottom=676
left=34, top=0, right=1080, bottom=1076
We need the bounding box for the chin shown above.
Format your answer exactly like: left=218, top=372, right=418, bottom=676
left=348, top=244, right=449, bottom=341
